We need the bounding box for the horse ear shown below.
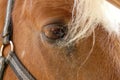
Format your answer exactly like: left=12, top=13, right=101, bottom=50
left=107, top=0, right=120, bottom=8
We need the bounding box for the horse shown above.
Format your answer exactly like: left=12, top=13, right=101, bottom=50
left=0, top=0, right=120, bottom=80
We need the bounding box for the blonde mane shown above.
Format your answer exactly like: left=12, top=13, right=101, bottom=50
left=12, top=0, right=120, bottom=44
left=67, top=0, right=120, bottom=43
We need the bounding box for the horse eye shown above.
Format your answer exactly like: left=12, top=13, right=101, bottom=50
left=43, top=23, right=68, bottom=40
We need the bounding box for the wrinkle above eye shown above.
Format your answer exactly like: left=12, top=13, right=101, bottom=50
left=31, top=8, right=72, bottom=29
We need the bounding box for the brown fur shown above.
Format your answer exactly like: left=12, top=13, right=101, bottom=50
left=0, top=0, right=120, bottom=80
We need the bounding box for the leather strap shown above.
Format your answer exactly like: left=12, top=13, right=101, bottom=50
left=2, top=0, right=14, bottom=45
left=0, top=57, right=6, bottom=80
left=0, top=0, right=36, bottom=80
left=7, top=52, right=36, bottom=80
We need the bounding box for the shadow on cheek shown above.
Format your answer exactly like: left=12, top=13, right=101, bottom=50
left=61, top=42, right=77, bottom=56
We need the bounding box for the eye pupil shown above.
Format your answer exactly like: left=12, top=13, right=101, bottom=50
left=52, top=27, right=65, bottom=37
left=43, top=24, right=67, bottom=40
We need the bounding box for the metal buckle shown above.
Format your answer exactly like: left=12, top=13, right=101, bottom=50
left=0, top=41, right=14, bottom=57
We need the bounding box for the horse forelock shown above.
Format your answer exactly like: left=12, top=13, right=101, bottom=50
left=12, top=0, right=120, bottom=45
left=66, top=0, right=120, bottom=44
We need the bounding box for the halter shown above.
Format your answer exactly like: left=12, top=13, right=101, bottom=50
left=0, top=0, right=35, bottom=80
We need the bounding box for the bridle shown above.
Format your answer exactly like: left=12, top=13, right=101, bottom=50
left=0, top=0, right=35, bottom=80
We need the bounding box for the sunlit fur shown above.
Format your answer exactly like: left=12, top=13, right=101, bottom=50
left=18, top=0, right=120, bottom=44
left=0, top=0, right=120, bottom=80
left=67, top=0, right=120, bottom=43
left=67, top=0, right=120, bottom=73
